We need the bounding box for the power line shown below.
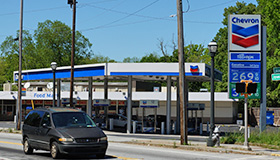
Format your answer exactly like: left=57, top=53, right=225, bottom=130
left=187, top=0, right=237, bottom=13
left=0, top=0, right=118, bottom=17
left=81, top=0, right=160, bottom=32
left=79, top=0, right=128, bottom=24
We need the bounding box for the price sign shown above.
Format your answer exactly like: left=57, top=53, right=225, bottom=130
left=229, top=62, right=261, bottom=99
left=229, top=62, right=261, bottom=83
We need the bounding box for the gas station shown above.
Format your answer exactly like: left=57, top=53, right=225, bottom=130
left=13, top=62, right=223, bottom=134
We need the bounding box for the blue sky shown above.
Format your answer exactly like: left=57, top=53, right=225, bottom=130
left=0, top=0, right=257, bottom=62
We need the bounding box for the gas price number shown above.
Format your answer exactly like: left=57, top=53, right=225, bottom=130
left=229, top=61, right=261, bottom=83
left=230, top=71, right=260, bottom=83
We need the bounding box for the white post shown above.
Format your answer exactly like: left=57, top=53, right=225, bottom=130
left=109, top=118, right=114, bottom=131
left=244, top=97, right=251, bottom=150
left=248, top=126, right=250, bottom=138
left=161, top=122, right=165, bottom=134
left=174, top=121, right=177, bottom=134
left=133, top=121, right=136, bottom=134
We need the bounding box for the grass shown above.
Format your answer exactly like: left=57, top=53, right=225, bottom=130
left=220, top=129, right=280, bottom=149
left=0, top=128, right=21, bottom=134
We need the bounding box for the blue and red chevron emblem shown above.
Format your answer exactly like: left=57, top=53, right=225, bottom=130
left=190, top=65, right=198, bottom=72
left=232, top=24, right=259, bottom=48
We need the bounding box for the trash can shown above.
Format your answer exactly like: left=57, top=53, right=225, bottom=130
left=266, top=111, right=274, bottom=125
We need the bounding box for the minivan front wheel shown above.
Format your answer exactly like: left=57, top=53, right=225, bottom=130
left=23, top=137, right=33, bottom=154
left=50, top=141, right=61, bottom=159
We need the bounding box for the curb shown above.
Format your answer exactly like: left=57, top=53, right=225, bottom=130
left=111, top=140, right=278, bottom=157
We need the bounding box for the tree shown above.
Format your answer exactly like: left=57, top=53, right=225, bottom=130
left=82, top=54, right=116, bottom=64
left=34, top=20, right=93, bottom=67
left=140, top=53, right=161, bottom=62
left=0, top=20, right=94, bottom=82
left=258, top=0, right=280, bottom=107
left=0, top=57, right=7, bottom=90
left=0, top=30, right=34, bottom=82
left=123, top=57, right=140, bottom=63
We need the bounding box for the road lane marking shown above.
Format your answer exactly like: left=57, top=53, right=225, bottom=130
left=0, top=141, right=142, bottom=160
left=112, top=155, right=143, bottom=160
left=0, top=141, right=22, bottom=146
left=271, top=153, right=280, bottom=157
left=0, top=157, right=11, bottom=160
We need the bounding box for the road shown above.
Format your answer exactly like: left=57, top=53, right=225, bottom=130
left=0, top=132, right=279, bottom=160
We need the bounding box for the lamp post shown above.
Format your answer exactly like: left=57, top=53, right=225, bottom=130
left=207, top=41, right=218, bottom=147
left=51, top=62, right=57, bottom=107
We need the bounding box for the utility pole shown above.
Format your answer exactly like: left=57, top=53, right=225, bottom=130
left=69, top=0, right=76, bottom=108
left=176, top=0, right=187, bottom=145
left=16, top=0, right=23, bottom=130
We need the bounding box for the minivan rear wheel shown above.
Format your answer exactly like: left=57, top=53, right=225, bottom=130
left=50, top=141, right=61, bottom=159
left=23, top=137, right=33, bottom=154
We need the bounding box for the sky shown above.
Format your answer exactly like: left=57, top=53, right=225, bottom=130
left=0, top=0, right=257, bottom=62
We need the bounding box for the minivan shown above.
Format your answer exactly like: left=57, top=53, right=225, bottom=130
left=22, top=107, right=108, bottom=159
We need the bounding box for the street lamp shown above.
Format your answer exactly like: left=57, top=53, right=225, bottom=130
left=51, top=62, right=57, bottom=107
left=207, top=41, right=218, bottom=147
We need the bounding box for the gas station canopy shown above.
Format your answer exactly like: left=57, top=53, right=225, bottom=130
left=14, top=63, right=222, bottom=82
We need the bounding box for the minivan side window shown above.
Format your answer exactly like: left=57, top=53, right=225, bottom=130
left=24, top=110, right=45, bottom=127
left=41, top=112, right=51, bottom=127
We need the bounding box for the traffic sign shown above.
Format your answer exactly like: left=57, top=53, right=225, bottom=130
left=272, top=74, right=280, bottom=81
left=273, top=67, right=280, bottom=74
left=229, top=61, right=261, bottom=83
left=229, top=83, right=261, bottom=99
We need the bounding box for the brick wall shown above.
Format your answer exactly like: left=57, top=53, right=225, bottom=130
left=251, top=107, right=280, bottom=126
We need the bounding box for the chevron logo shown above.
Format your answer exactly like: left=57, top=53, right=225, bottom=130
left=232, top=24, right=259, bottom=48
left=190, top=65, right=198, bottom=72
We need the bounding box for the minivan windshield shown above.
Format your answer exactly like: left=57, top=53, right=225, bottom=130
left=52, top=112, right=96, bottom=128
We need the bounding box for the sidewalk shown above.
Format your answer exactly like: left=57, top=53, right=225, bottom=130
left=104, top=130, right=280, bottom=157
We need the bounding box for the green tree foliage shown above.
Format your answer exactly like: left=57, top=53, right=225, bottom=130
left=123, top=57, right=140, bottom=63
left=0, top=58, right=7, bottom=90
left=140, top=53, right=161, bottom=62
left=170, top=44, right=210, bottom=64
left=0, top=20, right=94, bottom=82
left=34, top=20, right=93, bottom=67
left=258, top=0, right=280, bottom=106
left=0, top=30, right=34, bottom=82
left=82, top=54, right=116, bottom=64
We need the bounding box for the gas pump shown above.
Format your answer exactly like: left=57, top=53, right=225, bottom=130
left=139, top=100, right=159, bottom=133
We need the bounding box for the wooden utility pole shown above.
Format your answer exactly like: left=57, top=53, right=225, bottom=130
left=16, top=0, right=23, bottom=130
left=70, top=0, right=76, bottom=108
left=176, top=0, right=187, bottom=145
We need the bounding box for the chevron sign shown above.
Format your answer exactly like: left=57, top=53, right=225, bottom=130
left=229, top=15, right=261, bottom=51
